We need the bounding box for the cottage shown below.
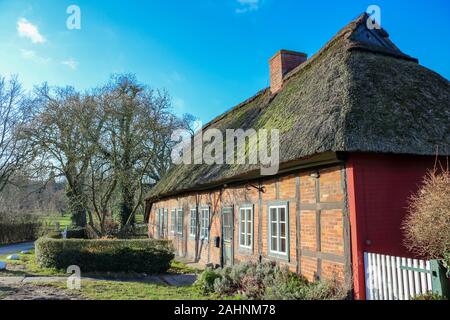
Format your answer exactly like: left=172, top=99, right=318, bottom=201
left=145, top=13, right=450, bottom=300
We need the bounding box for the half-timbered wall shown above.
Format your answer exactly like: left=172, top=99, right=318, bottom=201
left=149, top=164, right=350, bottom=283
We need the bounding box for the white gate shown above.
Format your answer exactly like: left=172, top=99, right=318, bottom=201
left=364, top=252, right=433, bottom=300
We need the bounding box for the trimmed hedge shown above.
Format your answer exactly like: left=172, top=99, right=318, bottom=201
left=0, top=222, right=42, bottom=245
left=35, top=238, right=174, bottom=274
left=46, top=227, right=86, bottom=239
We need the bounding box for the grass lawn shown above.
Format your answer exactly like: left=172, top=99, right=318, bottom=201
left=168, top=260, right=202, bottom=274
left=46, top=280, right=210, bottom=300
left=0, top=251, right=222, bottom=300
left=40, top=214, right=72, bottom=231
left=40, top=213, right=145, bottom=230
left=0, top=251, right=65, bottom=277
left=0, top=245, right=236, bottom=300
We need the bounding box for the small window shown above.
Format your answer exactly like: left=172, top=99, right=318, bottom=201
left=156, top=209, right=161, bottom=237
left=239, top=206, right=253, bottom=249
left=268, top=204, right=289, bottom=257
left=170, top=209, right=176, bottom=233
left=163, top=209, right=168, bottom=237
left=190, top=208, right=197, bottom=237
left=200, top=207, right=210, bottom=240
left=177, top=209, right=184, bottom=235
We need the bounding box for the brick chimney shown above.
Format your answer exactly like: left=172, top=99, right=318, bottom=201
left=269, top=50, right=307, bottom=94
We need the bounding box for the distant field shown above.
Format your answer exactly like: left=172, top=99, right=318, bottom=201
left=135, top=214, right=144, bottom=224
left=41, top=214, right=72, bottom=230
left=40, top=214, right=145, bottom=229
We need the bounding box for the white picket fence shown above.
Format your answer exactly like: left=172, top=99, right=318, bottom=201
left=364, top=252, right=433, bottom=300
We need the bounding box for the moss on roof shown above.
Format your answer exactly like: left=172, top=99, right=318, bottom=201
left=147, top=13, right=450, bottom=201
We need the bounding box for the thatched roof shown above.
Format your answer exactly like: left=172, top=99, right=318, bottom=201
left=147, top=13, right=450, bottom=201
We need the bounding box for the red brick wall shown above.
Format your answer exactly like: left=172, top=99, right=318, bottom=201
left=269, top=50, right=307, bottom=94
left=150, top=164, right=349, bottom=284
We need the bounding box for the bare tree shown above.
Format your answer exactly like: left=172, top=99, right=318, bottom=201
left=0, top=75, right=35, bottom=192
left=85, top=154, right=117, bottom=235
left=96, top=74, right=193, bottom=228
left=28, top=84, right=102, bottom=227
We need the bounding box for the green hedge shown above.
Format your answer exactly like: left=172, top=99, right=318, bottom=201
left=46, top=227, right=86, bottom=239
left=35, top=238, right=174, bottom=274
left=0, top=222, right=42, bottom=245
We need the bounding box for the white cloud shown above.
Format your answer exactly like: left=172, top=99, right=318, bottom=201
left=236, top=0, right=260, bottom=14
left=20, top=49, right=50, bottom=63
left=62, top=58, right=78, bottom=70
left=17, top=18, right=46, bottom=44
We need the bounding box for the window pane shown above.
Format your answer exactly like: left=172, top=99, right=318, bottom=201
left=240, top=233, right=245, bottom=246
left=271, top=237, right=278, bottom=251
left=247, top=221, right=251, bottom=235
left=247, top=234, right=251, bottom=246
left=271, top=222, right=278, bottom=236
left=270, top=208, right=277, bottom=222
left=280, top=222, right=286, bottom=237
left=280, top=238, right=286, bottom=253
left=246, top=209, right=251, bottom=221
left=280, top=208, right=286, bottom=222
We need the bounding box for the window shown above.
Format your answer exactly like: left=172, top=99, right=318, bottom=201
left=239, top=206, right=253, bottom=249
left=222, top=208, right=233, bottom=242
left=170, top=209, right=176, bottom=233
left=177, top=209, right=184, bottom=235
left=163, top=209, right=168, bottom=237
left=268, top=204, right=289, bottom=257
left=190, top=208, right=197, bottom=237
left=200, top=208, right=210, bottom=240
left=156, top=209, right=163, bottom=238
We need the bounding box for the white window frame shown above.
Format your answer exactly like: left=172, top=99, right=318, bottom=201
left=239, top=205, right=253, bottom=250
left=268, top=202, right=289, bottom=259
left=177, top=208, right=184, bottom=235
left=189, top=208, right=197, bottom=238
left=200, top=207, right=210, bottom=240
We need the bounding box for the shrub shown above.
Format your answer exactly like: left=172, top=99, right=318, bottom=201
left=65, top=227, right=86, bottom=239
left=412, top=292, right=447, bottom=300
left=265, top=267, right=310, bottom=300
left=35, top=238, right=174, bottom=274
left=45, top=227, right=86, bottom=239
left=402, top=169, right=450, bottom=274
left=118, top=223, right=149, bottom=239
left=195, top=261, right=349, bottom=300
left=195, top=268, right=223, bottom=293
left=0, top=222, right=42, bottom=244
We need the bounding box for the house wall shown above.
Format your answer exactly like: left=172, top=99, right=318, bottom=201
left=346, top=152, right=439, bottom=300
left=149, top=164, right=351, bottom=284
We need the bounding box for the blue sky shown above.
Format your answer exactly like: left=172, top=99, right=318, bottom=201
left=0, top=0, right=449, bottom=123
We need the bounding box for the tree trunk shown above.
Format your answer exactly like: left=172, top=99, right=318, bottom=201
left=66, top=186, right=87, bottom=228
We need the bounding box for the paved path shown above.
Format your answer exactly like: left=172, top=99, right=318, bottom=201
left=0, top=242, right=34, bottom=256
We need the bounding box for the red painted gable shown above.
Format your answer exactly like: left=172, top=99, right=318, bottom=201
left=346, top=152, right=440, bottom=299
